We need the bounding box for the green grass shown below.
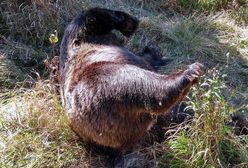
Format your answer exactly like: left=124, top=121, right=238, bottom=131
left=163, top=70, right=248, bottom=167
left=164, top=15, right=219, bottom=57
left=240, top=39, right=248, bottom=49
left=179, top=0, right=222, bottom=11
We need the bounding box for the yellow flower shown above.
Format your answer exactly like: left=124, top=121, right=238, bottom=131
left=49, top=30, right=58, bottom=44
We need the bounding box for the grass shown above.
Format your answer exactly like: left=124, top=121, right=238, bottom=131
left=0, top=0, right=247, bottom=167
left=164, top=15, right=221, bottom=58
left=240, top=39, right=248, bottom=49
left=0, top=80, right=87, bottom=168
left=163, top=70, right=248, bottom=167
left=0, top=55, right=27, bottom=91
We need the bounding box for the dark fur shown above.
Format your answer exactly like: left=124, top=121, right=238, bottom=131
left=140, top=46, right=169, bottom=70
left=59, top=8, right=203, bottom=152
left=228, top=113, right=248, bottom=135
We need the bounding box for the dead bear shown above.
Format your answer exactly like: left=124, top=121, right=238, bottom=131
left=59, top=7, right=203, bottom=152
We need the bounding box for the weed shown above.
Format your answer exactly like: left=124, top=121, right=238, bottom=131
left=163, top=69, right=248, bottom=167
left=240, top=39, right=248, bottom=48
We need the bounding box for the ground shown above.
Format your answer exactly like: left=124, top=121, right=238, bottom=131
left=0, top=0, right=247, bottom=167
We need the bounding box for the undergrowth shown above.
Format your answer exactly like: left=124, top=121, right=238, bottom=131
left=162, top=69, right=248, bottom=167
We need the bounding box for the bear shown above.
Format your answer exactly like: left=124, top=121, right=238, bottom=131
left=59, top=7, right=203, bottom=152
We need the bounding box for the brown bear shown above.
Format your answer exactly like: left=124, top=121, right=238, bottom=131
left=59, top=7, right=203, bottom=152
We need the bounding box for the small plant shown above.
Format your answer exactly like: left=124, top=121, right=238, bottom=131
left=164, top=69, right=248, bottom=167
left=49, top=30, right=59, bottom=57
left=240, top=39, right=248, bottom=48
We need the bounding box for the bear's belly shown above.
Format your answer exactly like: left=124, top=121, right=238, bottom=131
left=68, top=109, right=154, bottom=150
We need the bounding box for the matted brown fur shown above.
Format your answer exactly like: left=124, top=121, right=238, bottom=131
left=59, top=7, right=203, bottom=152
